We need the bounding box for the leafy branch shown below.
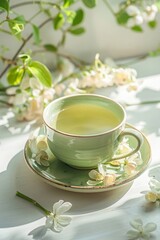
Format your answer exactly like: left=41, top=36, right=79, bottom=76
left=0, top=0, right=96, bottom=85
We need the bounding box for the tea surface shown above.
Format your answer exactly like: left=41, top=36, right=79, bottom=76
left=52, top=103, right=120, bottom=135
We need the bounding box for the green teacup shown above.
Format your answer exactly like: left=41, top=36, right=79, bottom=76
left=43, top=94, right=143, bottom=169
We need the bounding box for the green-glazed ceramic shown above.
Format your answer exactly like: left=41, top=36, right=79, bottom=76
left=43, top=94, right=143, bottom=169
left=24, top=124, right=151, bottom=193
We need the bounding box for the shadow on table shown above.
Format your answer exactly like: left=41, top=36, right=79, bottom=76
left=126, top=87, right=160, bottom=136
left=0, top=107, right=41, bottom=139
left=0, top=150, right=132, bottom=228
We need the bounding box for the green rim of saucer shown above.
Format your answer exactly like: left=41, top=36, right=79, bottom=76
left=24, top=124, right=151, bottom=193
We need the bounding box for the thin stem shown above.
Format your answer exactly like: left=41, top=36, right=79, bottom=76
left=0, top=28, right=12, bottom=35
left=103, top=0, right=115, bottom=15
left=0, top=85, right=19, bottom=91
left=119, top=54, right=149, bottom=67
left=125, top=100, right=160, bottom=107
left=28, top=9, right=42, bottom=22
left=0, top=56, right=17, bottom=65
left=0, top=99, right=12, bottom=106
left=16, top=191, right=50, bottom=216
left=0, top=1, right=60, bottom=15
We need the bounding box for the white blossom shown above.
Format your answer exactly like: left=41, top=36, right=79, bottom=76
left=87, top=163, right=117, bottom=186
left=149, top=178, right=160, bottom=194
left=45, top=200, right=72, bottom=232
left=126, top=5, right=140, bottom=16
left=13, top=91, right=27, bottom=105
left=29, top=134, right=52, bottom=166
left=57, top=58, right=75, bottom=77
left=143, top=4, right=158, bottom=22
left=111, top=68, right=137, bottom=86
left=127, top=218, right=157, bottom=240
left=145, top=177, right=160, bottom=203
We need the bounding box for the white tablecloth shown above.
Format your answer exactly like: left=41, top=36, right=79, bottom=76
left=1, top=74, right=160, bottom=240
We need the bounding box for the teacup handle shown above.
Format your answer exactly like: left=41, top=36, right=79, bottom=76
left=111, top=128, right=143, bottom=160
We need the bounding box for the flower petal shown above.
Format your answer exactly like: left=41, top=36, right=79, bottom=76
left=56, top=202, right=72, bottom=215
left=45, top=213, right=54, bottom=228
left=57, top=215, right=72, bottom=226
left=54, top=219, right=63, bottom=232
left=104, top=174, right=116, bottom=186
left=52, top=200, right=64, bottom=214
left=87, top=180, right=102, bottom=186
left=130, top=219, right=143, bottom=230
left=89, top=170, right=103, bottom=181
left=143, top=222, right=157, bottom=233
left=126, top=230, right=139, bottom=239
left=145, top=192, right=157, bottom=203
left=149, top=178, right=160, bottom=193
left=98, top=163, right=106, bottom=176
left=36, top=135, right=48, bottom=151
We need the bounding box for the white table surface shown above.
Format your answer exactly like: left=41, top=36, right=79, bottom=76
left=1, top=74, right=160, bottom=240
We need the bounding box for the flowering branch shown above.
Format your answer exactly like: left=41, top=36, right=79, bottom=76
left=0, top=18, right=52, bottom=79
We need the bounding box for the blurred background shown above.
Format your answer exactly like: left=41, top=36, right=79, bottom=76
left=0, top=0, right=160, bottom=78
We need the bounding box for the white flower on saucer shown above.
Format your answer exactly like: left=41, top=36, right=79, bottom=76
left=145, top=178, right=160, bottom=203
left=114, top=138, right=142, bottom=176
left=87, top=163, right=117, bottom=186
left=124, top=152, right=142, bottom=175
left=127, top=218, right=157, bottom=240
left=29, top=135, right=52, bottom=166
left=45, top=200, right=72, bottom=232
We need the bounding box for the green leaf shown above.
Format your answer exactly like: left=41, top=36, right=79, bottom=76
left=8, top=19, right=24, bottom=39
left=7, top=67, right=24, bottom=85
left=14, top=15, right=26, bottom=25
left=69, top=27, right=85, bottom=35
left=82, top=0, right=96, bottom=8
left=149, top=48, right=160, bottom=57
left=65, top=10, right=76, bottom=23
left=116, top=10, right=130, bottom=25
left=44, top=44, right=57, bottom=52
left=63, top=0, right=75, bottom=8
left=131, top=25, right=143, bottom=32
left=18, top=54, right=31, bottom=65
left=72, top=9, right=84, bottom=26
left=53, top=13, right=65, bottom=30
left=32, top=24, right=41, bottom=45
left=27, top=61, right=52, bottom=87
left=0, top=0, right=9, bottom=12
left=155, top=1, right=160, bottom=10
left=148, top=21, right=157, bottom=28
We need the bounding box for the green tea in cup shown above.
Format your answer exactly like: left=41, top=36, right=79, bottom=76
left=51, top=103, right=120, bottom=135
left=43, top=94, right=143, bottom=169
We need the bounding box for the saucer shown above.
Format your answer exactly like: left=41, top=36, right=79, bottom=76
left=24, top=124, right=151, bottom=193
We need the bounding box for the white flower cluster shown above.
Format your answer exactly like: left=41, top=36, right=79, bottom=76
left=75, top=55, right=137, bottom=91
left=8, top=77, right=56, bottom=121
left=126, top=4, right=158, bottom=28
